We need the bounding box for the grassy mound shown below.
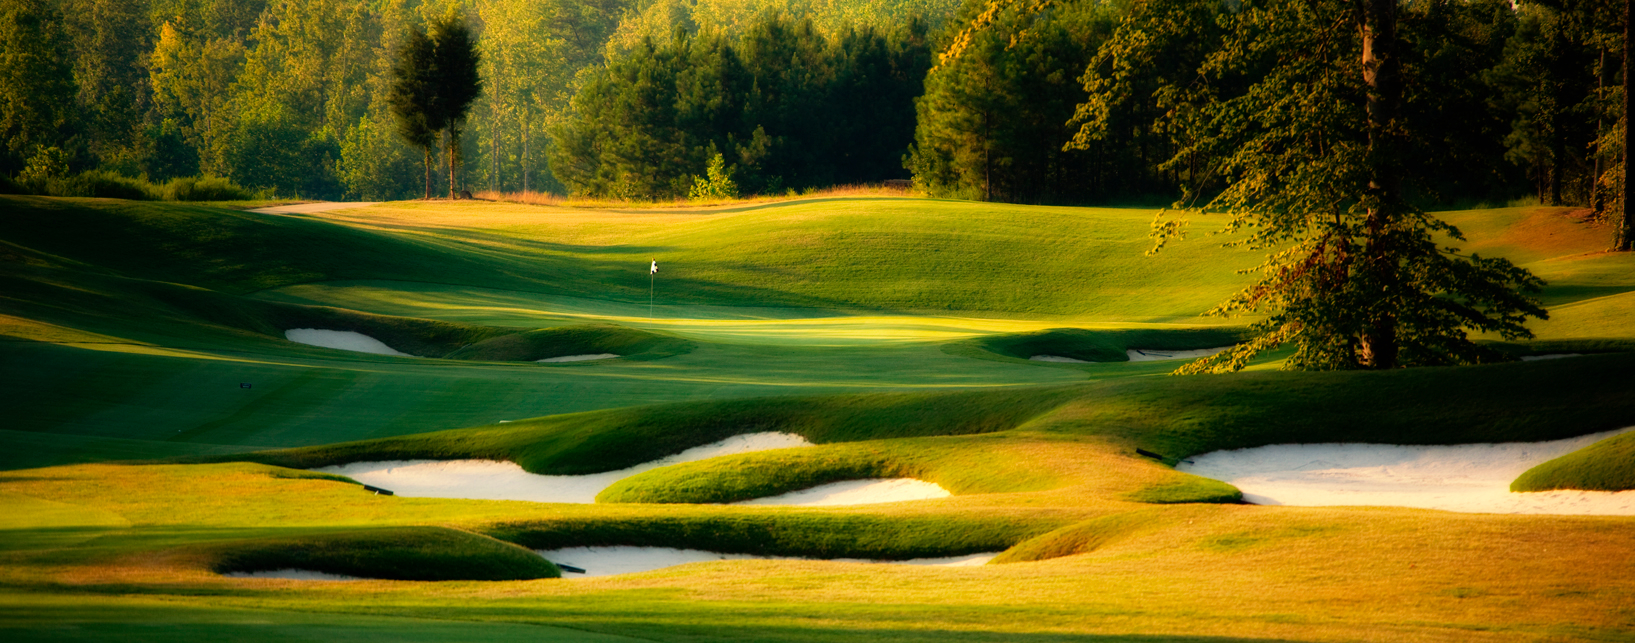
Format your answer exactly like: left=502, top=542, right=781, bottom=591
left=966, top=326, right=1248, bottom=363
left=210, top=526, right=560, bottom=581
left=445, top=324, right=694, bottom=362
left=201, top=386, right=1084, bottom=474
left=488, top=513, right=1045, bottom=561
left=1511, top=430, right=1635, bottom=492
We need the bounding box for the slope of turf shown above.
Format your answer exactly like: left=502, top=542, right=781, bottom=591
left=444, top=324, right=693, bottom=362
left=1511, top=429, right=1635, bottom=492
left=211, top=526, right=561, bottom=581
left=965, top=326, right=1249, bottom=363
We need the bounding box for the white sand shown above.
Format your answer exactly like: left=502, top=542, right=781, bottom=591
left=285, top=329, right=411, bottom=356
left=538, top=353, right=619, bottom=363
left=537, top=546, right=996, bottom=577
left=735, top=478, right=951, bottom=506
left=315, top=432, right=813, bottom=504
left=1520, top=353, right=1583, bottom=361
left=1030, top=355, right=1090, bottom=363
left=223, top=569, right=363, bottom=581
left=1126, top=347, right=1233, bottom=362
left=1178, top=426, right=1635, bottom=514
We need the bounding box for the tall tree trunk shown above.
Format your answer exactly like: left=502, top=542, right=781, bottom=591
left=447, top=126, right=458, bottom=199
left=522, top=112, right=530, bottom=193
left=1358, top=0, right=1401, bottom=369
left=423, top=146, right=432, bottom=199
left=1622, top=0, right=1634, bottom=250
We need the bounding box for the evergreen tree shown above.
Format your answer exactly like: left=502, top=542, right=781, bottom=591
left=430, top=13, right=482, bottom=199
left=389, top=24, right=439, bottom=198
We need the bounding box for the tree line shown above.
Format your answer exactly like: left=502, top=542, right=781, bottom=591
left=549, top=15, right=931, bottom=198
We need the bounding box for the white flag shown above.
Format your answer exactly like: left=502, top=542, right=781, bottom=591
left=650, top=260, right=658, bottom=274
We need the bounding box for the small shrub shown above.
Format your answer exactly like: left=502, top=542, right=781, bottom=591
left=688, top=153, right=739, bottom=200
left=160, top=175, right=253, bottom=201
left=59, top=170, right=155, bottom=200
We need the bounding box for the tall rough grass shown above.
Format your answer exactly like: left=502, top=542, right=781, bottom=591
left=12, top=171, right=258, bottom=201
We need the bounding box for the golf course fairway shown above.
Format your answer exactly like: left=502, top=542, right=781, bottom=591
left=2, top=195, right=1633, bottom=642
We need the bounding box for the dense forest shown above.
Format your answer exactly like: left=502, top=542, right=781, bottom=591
left=0, top=0, right=1625, bottom=215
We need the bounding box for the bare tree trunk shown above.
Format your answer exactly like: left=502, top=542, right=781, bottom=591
left=447, top=126, right=459, bottom=199
left=1622, top=0, right=1634, bottom=250
left=423, top=146, right=431, bottom=199
left=522, top=107, right=531, bottom=193
left=1358, top=0, right=1401, bottom=369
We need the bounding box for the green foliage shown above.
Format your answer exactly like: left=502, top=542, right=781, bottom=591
left=551, top=15, right=930, bottom=199
left=18, top=146, right=70, bottom=184
left=209, top=526, right=561, bottom=581
left=158, top=175, right=253, bottom=201
left=1512, top=429, right=1635, bottom=492
left=688, top=152, right=739, bottom=199
left=909, top=0, right=1119, bottom=203
left=0, top=0, right=77, bottom=178
left=1078, top=0, right=1548, bottom=372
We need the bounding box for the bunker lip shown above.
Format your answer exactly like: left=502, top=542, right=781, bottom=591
left=223, top=569, right=365, bottom=581
left=285, top=329, right=411, bottom=356
left=537, top=353, right=619, bottom=363
left=535, top=546, right=997, bottom=578
left=1126, top=347, right=1232, bottom=362
left=313, top=432, right=814, bottom=504
left=734, top=478, right=951, bottom=506
left=1030, top=355, right=1089, bottom=363
left=1179, top=426, right=1635, bottom=515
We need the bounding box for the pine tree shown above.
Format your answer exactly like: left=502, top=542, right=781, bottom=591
left=430, top=13, right=482, bottom=199
left=388, top=24, right=438, bottom=199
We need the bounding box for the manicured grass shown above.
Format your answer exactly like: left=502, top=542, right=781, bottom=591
left=1512, top=429, right=1635, bottom=492
left=209, top=526, right=561, bottom=581
left=445, top=324, right=694, bottom=362
left=3, top=196, right=1634, bottom=642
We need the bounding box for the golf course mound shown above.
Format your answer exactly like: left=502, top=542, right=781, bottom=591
left=1512, top=429, right=1635, bottom=492
left=537, top=546, right=995, bottom=578
left=443, top=324, right=694, bottom=363
left=968, top=327, right=1246, bottom=364
left=314, top=432, right=813, bottom=503
left=211, top=526, right=560, bottom=581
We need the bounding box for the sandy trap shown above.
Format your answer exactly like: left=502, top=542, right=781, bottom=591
left=537, top=546, right=996, bottom=578
left=317, top=432, right=812, bottom=503
left=285, top=329, right=410, bottom=356
left=538, top=353, right=619, bottom=363
left=735, top=478, right=950, bottom=505
left=1179, top=426, right=1635, bottom=515
left=1030, top=347, right=1233, bottom=363
left=224, top=569, right=363, bottom=581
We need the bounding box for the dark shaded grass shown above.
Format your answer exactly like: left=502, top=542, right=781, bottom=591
left=208, top=526, right=559, bottom=581
left=489, top=512, right=1057, bottom=560
left=970, top=327, right=1251, bottom=363
left=446, top=324, right=694, bottom=362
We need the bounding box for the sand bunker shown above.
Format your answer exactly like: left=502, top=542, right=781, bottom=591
left=538, top=353, right=619, bottom=363
left=285, top=329, right=411, bottom=356
left=1178, top=426, right=1635, bottom=515
left=735, top=479, right=951, bottom=506
left=536, top=546, right=996, bottom=578
left=1030, top=355, right=1089, bottom=363
left=315, top=432, right=813, bottom=504
left=1126, top=347, right=1232, bottom=362
left=223, top=569, right=363, bottom=581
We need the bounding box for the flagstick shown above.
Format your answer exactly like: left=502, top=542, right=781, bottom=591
left=649, top=271, right=655, bottom=318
